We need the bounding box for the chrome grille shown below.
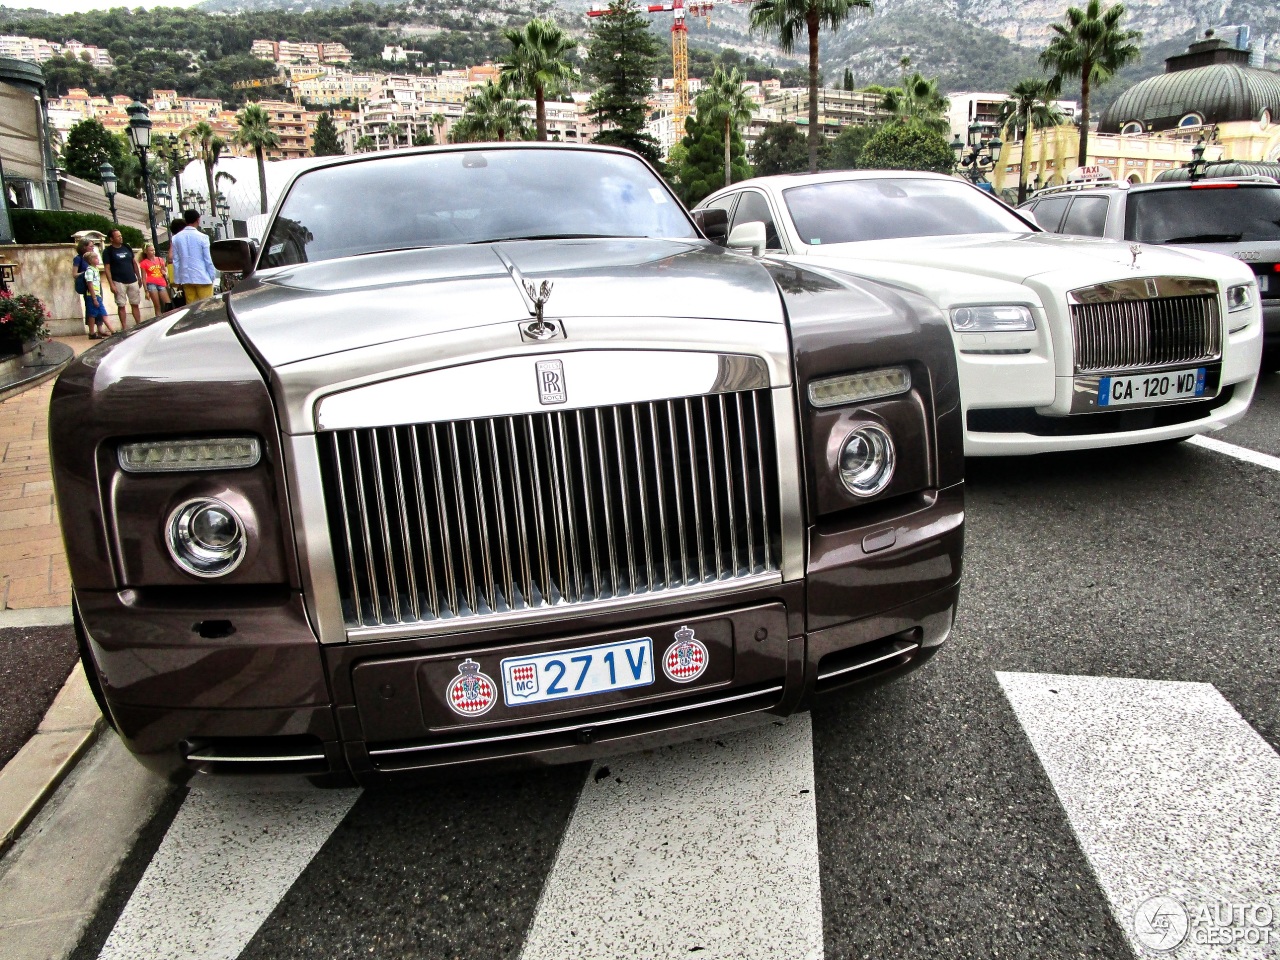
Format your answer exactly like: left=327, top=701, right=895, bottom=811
left=1070, top=294, right=1221, bottom=373
left=318, top=390, right=781, bottom=633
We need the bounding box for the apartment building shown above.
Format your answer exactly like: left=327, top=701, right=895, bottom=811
left=0, top=34, right=111, bottom=68
left=294, top=72, right=379, bottom=107
left=251, top=40, right=353, bottom=65
left=769, top=87, right=891, bottom=137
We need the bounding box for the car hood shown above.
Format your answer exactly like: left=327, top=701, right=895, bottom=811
left=227, top=238, right=785, bottom=368
left=807, top=232, right=1227, bottom=285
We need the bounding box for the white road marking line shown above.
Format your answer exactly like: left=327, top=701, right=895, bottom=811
left=519, top=717, right=822, bottom=960
left=997, top=672, right=1280, bottom=959
left=1188, top=434, right=1280, bottom=472
left=97, top=787, right=360, bottom=960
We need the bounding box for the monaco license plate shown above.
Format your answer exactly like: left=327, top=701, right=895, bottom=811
left=501, top=638, right=654, bottom=707
left=1098, top=368, right=1206, bottom=407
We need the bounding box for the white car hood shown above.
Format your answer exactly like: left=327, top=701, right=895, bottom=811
left=805, top=232, right=1234, bottom=287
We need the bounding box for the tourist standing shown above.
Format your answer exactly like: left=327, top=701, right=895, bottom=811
left=139, top=242, right=170, bottom=317
left=72, top=238, right=95, bottom=336
left=105, top=229, right=143, bottom=329
left=82, top=249, right=110, bottom=339
left=170, top=209, right=217, bottom=304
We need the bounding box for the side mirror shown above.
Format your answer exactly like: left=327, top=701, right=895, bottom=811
left=692, top=208, right=729, bottom=245
left=726, top=221, right=766, bottom=257
left=211, top=238, right=258, bottom=275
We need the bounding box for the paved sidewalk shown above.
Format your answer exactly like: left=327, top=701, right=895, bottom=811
left=0, top=337, right=91, bottom=611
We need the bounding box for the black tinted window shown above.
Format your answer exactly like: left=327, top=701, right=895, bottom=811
left=730, top=191, right=782, bottom=249
left=261, top=148, right=696, bottom=267
left=1062, top=196, right=1110, bottom=236
left=1125, top=185, right=1280, bottom=243
left=1030, top=196, right=1071, bottom=232
left=783, top=178, right=1031, bottom=245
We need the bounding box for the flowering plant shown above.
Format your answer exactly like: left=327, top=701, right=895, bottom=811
left=0, top=289, right=51, bottom=350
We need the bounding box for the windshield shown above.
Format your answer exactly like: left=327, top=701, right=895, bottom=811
left=782, top=177, right=1033, bottom=245
left=1125, top=185, right=1280, bottom=244
left=260, top=148, right=697, bottom=267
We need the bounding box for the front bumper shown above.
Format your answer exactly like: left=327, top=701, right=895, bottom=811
left=960, top=316, right=1263, bottom=456
left=77, top=484, right=963, bottom=785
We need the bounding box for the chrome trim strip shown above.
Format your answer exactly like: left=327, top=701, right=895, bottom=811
left=316, top=351, right=772, bottom=431
left=186, top=752, right=326, bottom=763
left=816, top=642, right=920, bottom=681
left=367, top=684, right=786, bottom=757
left=388, top=429, right=421, bottom=623
left=1068, top=276, right=1218, bottom=304
left=771, top=386, right=805, bottom=583
left=284, top=434, right=346, bottom=644
left=344, top=571, right=783, bottom=642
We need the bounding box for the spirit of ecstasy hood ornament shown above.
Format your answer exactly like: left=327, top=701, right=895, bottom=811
left=523, top=278, right=556, bottom=340
left=1129, top=243, right=1142, bottom=270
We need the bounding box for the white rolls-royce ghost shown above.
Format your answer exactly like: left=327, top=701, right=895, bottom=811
left=694, top=171, right=1262, bottom=456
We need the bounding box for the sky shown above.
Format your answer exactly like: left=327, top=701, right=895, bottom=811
left=6, top=0, right=204, bottom=15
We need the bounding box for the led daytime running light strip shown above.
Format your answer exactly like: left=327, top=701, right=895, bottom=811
left=118, top=437, right=261, bottom=473
left=808, top=367, right=912, bottom=409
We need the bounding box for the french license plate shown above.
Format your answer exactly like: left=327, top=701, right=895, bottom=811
left=1098, top=368, right=1205, bottom=407
left=501, top=638, right=654, bottom=707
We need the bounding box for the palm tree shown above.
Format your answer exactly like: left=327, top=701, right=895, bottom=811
left=187, top=121, right=226, bottom=221
left=430, top=112, right=447, bottom=144
left=696, top=67, right=756, bottom=188
left=1039, top=0, right=1141, bottom=166
left=455, top=81, right=532, bottom=142
left=385, top=121, right=405, bottom=149
left=998, top=78, right=1066, bottom=202
left=354, top=135, right=375, bottom=153
left=750, top=0, right=871, bottom=173
left=881, top=71, right=950, bottom=135
left=233, top=103, right=280, bottom=215
left=499, top=18, right=578, bottom=141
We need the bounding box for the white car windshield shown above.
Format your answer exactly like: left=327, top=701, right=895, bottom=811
left=261, top=148, right=696, bottom=267
left=782, top=178, right=1033, bottom=245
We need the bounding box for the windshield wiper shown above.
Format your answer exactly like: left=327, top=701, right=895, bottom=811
left=1159, top=233, right=1243, bottom=243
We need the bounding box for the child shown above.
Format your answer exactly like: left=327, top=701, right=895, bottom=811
left=139, top=242, right=170, bottom=317
left=83, top=250, right=110, bottom=339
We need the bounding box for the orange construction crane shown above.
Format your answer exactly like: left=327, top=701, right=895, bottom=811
left=586, top=0, right=744, bottom=127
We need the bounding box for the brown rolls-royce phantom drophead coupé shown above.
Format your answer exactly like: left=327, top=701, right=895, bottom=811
left=50, top=144, right=964, bottom=784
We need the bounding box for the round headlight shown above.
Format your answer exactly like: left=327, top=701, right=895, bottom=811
left=166, top=498, right=246, bottom=577
left=839, top=425, right=895, bottom=497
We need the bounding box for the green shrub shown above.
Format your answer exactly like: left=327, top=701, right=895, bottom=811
left=10, top=209, right=145, bottom=249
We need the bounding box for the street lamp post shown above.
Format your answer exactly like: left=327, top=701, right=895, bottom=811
left=1184, top=140, right=1208, bottom=181
left=125, top=100, right=160, bottom=251
left=951, top=121, right=1003, bottom=186
left=99, top=161, right=118, bottom=224
left=215, top=194, right=231, bottom=240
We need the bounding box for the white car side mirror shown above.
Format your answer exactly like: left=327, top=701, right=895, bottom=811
left=727, top=221, right=766, bottom=257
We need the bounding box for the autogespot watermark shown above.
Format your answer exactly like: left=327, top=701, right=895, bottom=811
left=1134, top=895, right=1276, bottom=952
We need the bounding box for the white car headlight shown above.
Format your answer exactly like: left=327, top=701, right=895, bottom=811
left=950, top=305, right=1035, bottom=332
left=1226, top=283, right=1254, bottom=313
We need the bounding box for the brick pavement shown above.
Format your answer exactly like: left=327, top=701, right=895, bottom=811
left=0, top=338, right=93, bottom=611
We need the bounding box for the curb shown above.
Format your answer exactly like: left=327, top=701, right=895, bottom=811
left=0, top=661, right=104, bottom=857
left=0, top=340, right=75, bottom=405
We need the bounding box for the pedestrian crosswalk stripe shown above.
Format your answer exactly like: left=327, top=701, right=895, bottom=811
left=519, top=716, right=823, bottom=960
left=1187, top=434, right=1280, bottom=472
left=96, top=787, right=360, bottom=960
left=997, top=672, right=1280, bottom=959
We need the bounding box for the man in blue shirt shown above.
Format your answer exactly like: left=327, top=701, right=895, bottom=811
left=170, top=209, right=218, bottom=304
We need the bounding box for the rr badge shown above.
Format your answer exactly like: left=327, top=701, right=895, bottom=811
left=662, top=625, right=708, bottom=683
left=536, top=358, right=566, bottom=405
left=446, top=658, right=497, bottom=717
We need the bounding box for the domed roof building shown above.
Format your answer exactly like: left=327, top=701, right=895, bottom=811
left=1099, top=33, right=1280, bottom=162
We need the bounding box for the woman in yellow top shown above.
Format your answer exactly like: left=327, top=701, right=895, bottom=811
left=139, top=242, right=170, bottom=317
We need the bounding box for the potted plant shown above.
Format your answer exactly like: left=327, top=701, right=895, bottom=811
left=0, top=290, right=52, bottom=356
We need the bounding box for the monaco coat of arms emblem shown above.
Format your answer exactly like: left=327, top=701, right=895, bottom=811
left=445, top=658, right=497, bottom=717
left=662, top=625, right=709, bottom=683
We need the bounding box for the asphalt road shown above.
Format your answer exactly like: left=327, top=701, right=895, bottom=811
left=0, top=624, right=77, bottom=767
left=30, top=373, right=1280, bottom=960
